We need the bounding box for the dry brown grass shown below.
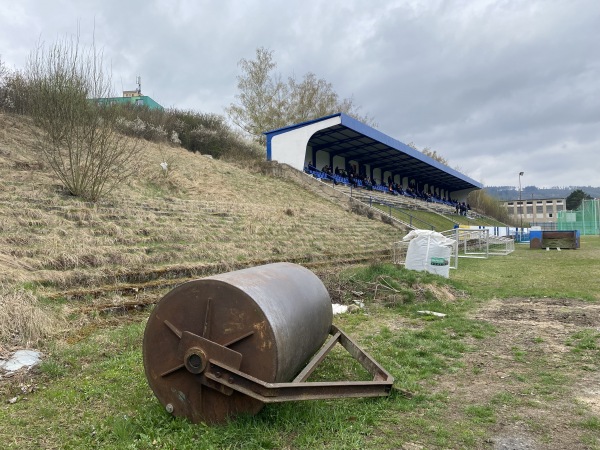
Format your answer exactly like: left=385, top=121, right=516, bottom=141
left=0, top=285, right=65, bottom=348
left=0, top=112, right=401, bottom=300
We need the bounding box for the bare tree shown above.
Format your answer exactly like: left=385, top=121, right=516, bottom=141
left=0, top=55, right=11, bottom=111
left=467, top=189, right=513, bottom=224
left=227, top=47, right=376, bottom=145
left=408, top=142, right=450, bottom=166
left=25, top=36, right=139, bottom=201
left=421, top=147, right=449, bottom=165
left=0, top=55, right=5, bottom=82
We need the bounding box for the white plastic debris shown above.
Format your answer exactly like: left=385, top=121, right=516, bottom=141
left=332, top=301, right=364, bottom=315
left=0, top=350, right=42, bottom=373
left=332, top=304, right=349, bottom=315
left=417, top=310, right=447, bottom=318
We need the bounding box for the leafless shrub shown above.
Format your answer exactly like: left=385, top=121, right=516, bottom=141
left=0, top=55, right=5, bottom=89
left=0, top=72, right=30, bottom=114
left=467, top=188, right=513, bottom=224
left=0, top=55, right=9, bottom=111
left=25, top=35, right=140, bottom=201
left=381, top=214, right=394, bottom=225
left=350, top=200, right=374, bottom=219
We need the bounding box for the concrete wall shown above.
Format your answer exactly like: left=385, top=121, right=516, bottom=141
left=270, top=116, right=341, bottom=171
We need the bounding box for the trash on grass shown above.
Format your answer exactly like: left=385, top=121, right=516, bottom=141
left=417, top=310, right=447, bottom=318
left=0, top=350, right=42, bottom=373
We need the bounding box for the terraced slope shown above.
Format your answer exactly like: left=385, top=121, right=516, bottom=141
left=0, top=113, right=402, bottom=292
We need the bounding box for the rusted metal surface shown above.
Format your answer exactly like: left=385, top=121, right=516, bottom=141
left=143, top=262, right=394, bottom=424
left=201, top=325, right=394, bottom=403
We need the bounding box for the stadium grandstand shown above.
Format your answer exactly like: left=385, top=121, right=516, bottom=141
left=264, top=113, right=482, bottom=210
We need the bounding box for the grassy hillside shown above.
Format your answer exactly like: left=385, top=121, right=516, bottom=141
left=0, top=113, right=402, bottom=293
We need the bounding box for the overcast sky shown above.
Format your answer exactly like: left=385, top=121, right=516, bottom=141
left=1, top=0, right=599, bottom=189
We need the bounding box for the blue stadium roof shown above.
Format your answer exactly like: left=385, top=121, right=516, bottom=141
left=265, top=113, right=482, bottom=193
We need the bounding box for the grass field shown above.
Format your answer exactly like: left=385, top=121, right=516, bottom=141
left=1, top=238, right=598, bottom=449
left=0, top=113, right=598, bottom=449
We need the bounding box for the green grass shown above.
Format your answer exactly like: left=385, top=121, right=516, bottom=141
left=567, top=329, right=600, bottom=351
left=451, top=236, right=600, bottom=301
left=374, top=204, right=457, bottom=231
left=579, top=417, right=600, bottom=431
left=0, top=264, right=495, bottom=449
left=464, top=404, right=496, bottom=423
left=2, top=239, right=600, bottom=449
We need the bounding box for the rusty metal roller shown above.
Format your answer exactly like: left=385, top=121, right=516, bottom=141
left=143, top=262, right=394, bottom=424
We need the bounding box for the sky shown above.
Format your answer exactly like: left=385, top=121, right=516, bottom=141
left=1, top=0, right=599, bottom=189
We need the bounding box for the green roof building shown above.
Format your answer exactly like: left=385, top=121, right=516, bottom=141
left=95, top=77, right=163, bottom=110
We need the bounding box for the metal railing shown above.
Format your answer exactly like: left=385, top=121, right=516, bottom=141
left=365, top=196, right=436, bottom=230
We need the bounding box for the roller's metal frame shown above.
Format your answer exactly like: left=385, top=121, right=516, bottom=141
left=175, top=323, right=394, bottom=403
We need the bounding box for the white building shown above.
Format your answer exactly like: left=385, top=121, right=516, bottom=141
left=503, top=198, right=565, bottom=226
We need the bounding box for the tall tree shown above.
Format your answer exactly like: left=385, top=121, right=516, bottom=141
left=227, top=47, right=375, bottom=145
left=226, top=48, right=287, bottom=144
left=566, top=189, right=592, bottom=210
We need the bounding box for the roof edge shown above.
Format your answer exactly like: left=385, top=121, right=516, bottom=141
left=263, top=113, right=342, bottom=136
left=338, top=114, right=483, bottom=189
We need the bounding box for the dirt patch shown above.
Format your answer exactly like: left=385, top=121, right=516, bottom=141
left=434, top=297, right=600, bottom=449
left=484, top=297, right=598, bottom=327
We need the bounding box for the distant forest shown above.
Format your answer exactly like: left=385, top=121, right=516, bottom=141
left=485, top=185, right=600, bottom=201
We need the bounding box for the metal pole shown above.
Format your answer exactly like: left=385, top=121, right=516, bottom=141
left=582, top=200, right=585, bottom=235
left=518, top=171, right=524, bottom=232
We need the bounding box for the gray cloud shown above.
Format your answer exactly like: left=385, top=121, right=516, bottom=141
left=1, top=0, right=599, bottom=188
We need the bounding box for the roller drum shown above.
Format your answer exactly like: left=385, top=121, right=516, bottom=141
left=143, top=262, right=333, bottom=423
